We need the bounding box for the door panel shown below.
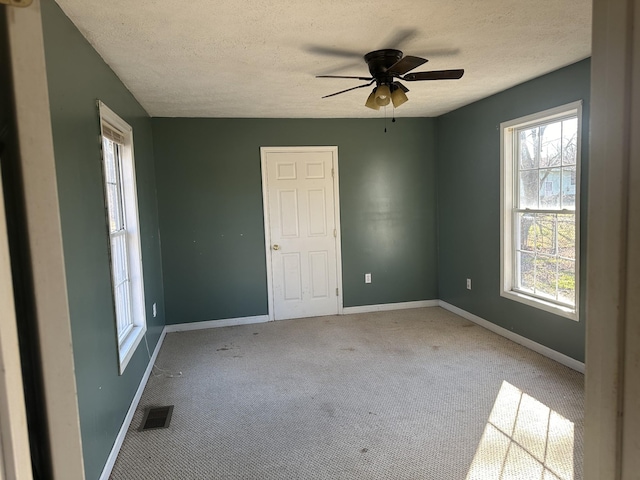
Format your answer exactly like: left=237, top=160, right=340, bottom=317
left=307, top=189, right=327, bottom=236
left=264, top=148, right=339, bottom=320
left=309, top=251, right=329, bottom=298
left=282, top=253, right=302, bottom=301
left=278, top=190, right=299, bottom=237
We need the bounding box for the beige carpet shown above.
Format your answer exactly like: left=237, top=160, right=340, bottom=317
left=110, top=307, right=583, bottom=480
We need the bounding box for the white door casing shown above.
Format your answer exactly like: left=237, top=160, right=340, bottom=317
left=585, top=0, right=640, bottom=478
left=5, top=1, right=85, bottom=478
left=0, top=131, right=33, bottom=480
left=261, top=147, right=343, bottom=321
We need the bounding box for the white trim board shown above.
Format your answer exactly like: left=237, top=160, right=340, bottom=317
left=164, top=315, right=270, bottom=333
left=8, top=2, right=86, bottom=477
left=342, top=300, right=439, bottom=315
left=438, top=301, right=585, bottom=373
left=99, top=328, right=167, bottom=480
left=0, top=147, right=32, bottom=478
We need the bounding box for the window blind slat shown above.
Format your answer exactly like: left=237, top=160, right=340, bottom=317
left=102, top=122, right=126, bottom=144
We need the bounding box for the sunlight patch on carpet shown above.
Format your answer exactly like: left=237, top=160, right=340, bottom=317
left=466, top=380, right=574, bottom=480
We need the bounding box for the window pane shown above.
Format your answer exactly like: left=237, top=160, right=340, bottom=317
left=111, top=233, right=126, bottom=284
left=562, top=118, right=578, bottom=165
left=517, top=213, right=536, bottom=252
left=116, top=283, right=127, bottom=334
left=103, top=140, right=126, bottom=233
left=111, top=232, right=133, bottom=341
left=534, top=214, right=556, bottom=256
left=519, top=128, right=538, bottom=170
left=517, top=251, right=535, bottom=293
left=102, top=138, right=117, bottom=184
left=557, top=214, right=575, bottom=259
left=535, top=255, right=557, bottom=300
left=557, top=258, right=576, bottom=306
left=519, top=170, right=539, bottom=208
left=106, top=184, right=122, bottom=232
left=539, top=122, right=562, bottom=168
left=116, top=281, right=133, bottom=341
left=539, top=168, right=561, bottom=208
left=110, top=238, right=119, bottom=284
left=561, top=166, right=576, bottom=209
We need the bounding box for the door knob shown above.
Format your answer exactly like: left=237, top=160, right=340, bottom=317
left=272, top=244, right=280, bottom=251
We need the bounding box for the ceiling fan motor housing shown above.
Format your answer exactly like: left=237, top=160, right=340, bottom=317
left=364, top=49, right=403, bottom=86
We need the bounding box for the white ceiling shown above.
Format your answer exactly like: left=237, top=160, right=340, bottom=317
left=54, top=0, right=592, bottom=118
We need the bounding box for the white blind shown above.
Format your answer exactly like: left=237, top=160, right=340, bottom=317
left=102, top=121, right=125, bottom=145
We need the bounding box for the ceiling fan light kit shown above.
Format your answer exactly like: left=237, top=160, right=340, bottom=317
left=318, top=48, right=464, bottom=112
left=365, top=89, right=380, bottom=110
left=374, top=84, right=391, bottom=106
left=390, top=86, right=408, bottom=108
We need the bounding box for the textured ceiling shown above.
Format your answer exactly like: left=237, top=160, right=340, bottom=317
left=53, top=0, right=592, bottom=118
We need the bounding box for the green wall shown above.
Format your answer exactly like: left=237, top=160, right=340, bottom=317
left=152, top=118, right=439, bottom=324
left=436, top=59, right=590, bottom=362
left=37, top=2, right=589, bottom=473
left=41, top=1, right=166, bottom=478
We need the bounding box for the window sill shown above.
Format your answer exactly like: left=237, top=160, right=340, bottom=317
left=118, top=325, right=146, bottom=375
left=501, top=289, right=578, bottom=321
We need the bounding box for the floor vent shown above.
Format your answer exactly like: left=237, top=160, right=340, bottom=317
left=140, top=406, right=174, bottom=431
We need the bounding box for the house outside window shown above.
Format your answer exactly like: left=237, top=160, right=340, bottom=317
left=500, top=101, right=582, bottom=320
left=99, top=101, right=147, bottom=373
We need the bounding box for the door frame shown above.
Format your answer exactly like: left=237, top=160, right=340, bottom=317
left=5, top=1, right=85, bottom=477
left=0, top=133, right=33, bottom=480
left=260, top=146, right=344, bottom=321
left=584, top=0, right=640, bottom=478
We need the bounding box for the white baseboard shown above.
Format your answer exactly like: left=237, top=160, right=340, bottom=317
left=99, top=327, right=167, bottom=480
left=438, top=301, right=585, bottom=373
left=164, top=315, right=270, bottom=333
left=342, top=300, right=439, bottom=315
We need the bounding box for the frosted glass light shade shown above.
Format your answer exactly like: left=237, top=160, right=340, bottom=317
left=391, top=88, right=408, bottom=108
left=375, top=85, right=391, bottom=106
left=365, top=89, right=380, bottom=110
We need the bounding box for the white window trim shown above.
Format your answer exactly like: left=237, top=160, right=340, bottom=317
left=98, top=101, right=147, bottom=373
left=500, top=101, right=582, bottom=321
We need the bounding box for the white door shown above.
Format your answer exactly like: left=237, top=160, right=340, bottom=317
left=261, top=147, right=341, bottom=321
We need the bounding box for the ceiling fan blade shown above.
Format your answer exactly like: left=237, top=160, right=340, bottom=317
left=380, top=28, right=418, bottom=50
left=305, top=45, right=363, bottom=58
left=403, top=69, right=465, bottom=81
left=321, top=81, right=375, bottom=99
left=393, top=81, right=409, bottom=93
left=316, top=75, right=374, bottom=81
left=387, top=56, right=428, bottom=76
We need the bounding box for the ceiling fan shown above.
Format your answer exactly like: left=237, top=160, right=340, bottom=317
left=317, top=49, right=464, bottom=110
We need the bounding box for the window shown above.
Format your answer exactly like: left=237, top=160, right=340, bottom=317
left=500, top=101, right=581, bottom=320
left=99, top=101, right=147, bottom=373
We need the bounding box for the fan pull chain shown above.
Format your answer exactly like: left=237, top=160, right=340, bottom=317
left=384, top=106, right=387, bottom=133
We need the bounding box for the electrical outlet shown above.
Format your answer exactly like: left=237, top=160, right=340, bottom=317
left=365, top=273, right=372, bottom=284
left=466, top=278, right=472, bottom=290
left=153, top=303, right=157, bottom=317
